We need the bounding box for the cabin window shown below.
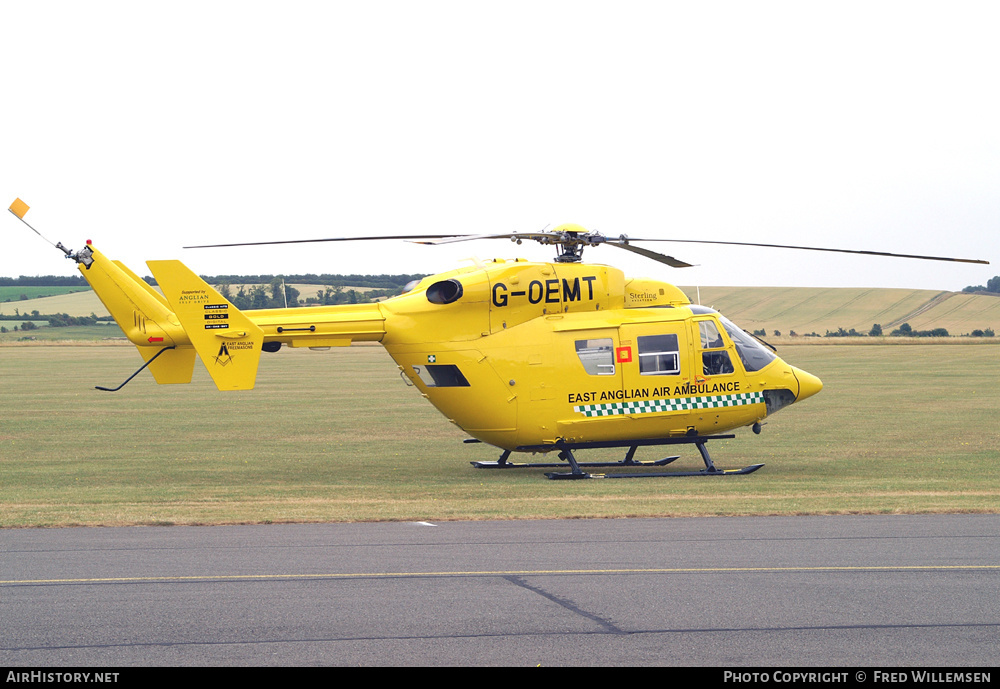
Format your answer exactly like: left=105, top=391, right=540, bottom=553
left=637, top=334, right=680, bottom=375
left=575, top=338, right=615, bottom=376
left=411, top=364, right=470, bottom=387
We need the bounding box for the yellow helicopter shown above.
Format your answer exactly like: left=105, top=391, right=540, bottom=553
left=8, top=199, right=990, bottom=479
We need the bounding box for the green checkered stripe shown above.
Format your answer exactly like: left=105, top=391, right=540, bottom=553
left=574, top=391, right=764, bottom=417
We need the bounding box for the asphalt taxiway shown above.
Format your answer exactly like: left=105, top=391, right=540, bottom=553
left=2, top=514, right=998, bottom=666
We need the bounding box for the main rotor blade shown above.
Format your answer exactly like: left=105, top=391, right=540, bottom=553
left=410, top=233, right=526, bottom=245
left=184, top=235, right=470, bottom=249
left=185, top=231, right=567, bottom=249
left=185, top=231, right=989, bottom=266
left=624, top=238, right=989, bottom=265
left=605, top=241, right=695, bottom=268
left=411, top=231, right=564, bottom=245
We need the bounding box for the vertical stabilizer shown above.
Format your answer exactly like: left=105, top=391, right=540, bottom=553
left=148, top=260, right=264, bottom=391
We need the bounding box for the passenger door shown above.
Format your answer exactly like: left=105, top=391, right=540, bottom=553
left=619, top=321, right=691, bottom=409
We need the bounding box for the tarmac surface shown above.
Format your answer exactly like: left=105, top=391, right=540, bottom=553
left=2, top=514, right=998, bottom=667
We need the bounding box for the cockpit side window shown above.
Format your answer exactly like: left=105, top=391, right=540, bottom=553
left=702, top=350, right=735, bottom=376
left=697, top=318, right=735, bottom=376
left=699, top=320, right=724, bottom=349
left=575, top=338, right=616, bottom=376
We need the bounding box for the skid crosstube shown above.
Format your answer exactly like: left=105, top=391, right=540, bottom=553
left=468, top=434, right=763, bottom=480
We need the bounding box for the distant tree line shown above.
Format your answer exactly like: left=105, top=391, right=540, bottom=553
left=302, top=286, right=403, bottom=306
left=763, top=323, right=994, bottom=338
left=0, top=273, right=425, bottom=289
left=0, top=322, right=33, bottom=333
left=210, top=277, right=418, bottom=310
left=0, top=311, right=105, bottom=327
left=134, top=273, right=428, bottom=310
left=216, top=280, right=300, bottom=310
left=0, top=271, right=427, bottom=317
left=963, top=276, right=1000, bottom=294
left=141, top=273, right=426, bottom=290
left=0, top=275, right=88, bottom=286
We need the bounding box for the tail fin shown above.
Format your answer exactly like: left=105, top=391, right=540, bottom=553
left=75, top=243, right=197, bottom=385
left=147, top=260, right=264, bottom=391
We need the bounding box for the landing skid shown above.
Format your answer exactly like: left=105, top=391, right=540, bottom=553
left=467, top=435, right=763, bottom=480
left=471, top=447, right=681, bottom=470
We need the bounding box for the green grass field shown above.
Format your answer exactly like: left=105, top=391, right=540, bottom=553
left=0, top=324, right=125, bottom=343
left=1, top=343, right=997, bottom=527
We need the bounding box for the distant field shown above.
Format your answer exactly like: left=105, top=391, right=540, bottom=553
left=679, top=286, right=1000, bottom=336
left=1, top=283, right=385, bottom=321
left=0, top=285, right=90, bottom=302
left=0, top=344, right=997, bottom=527
left=0, top=290, right=110, bottom=319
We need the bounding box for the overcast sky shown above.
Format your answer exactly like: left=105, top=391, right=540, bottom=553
left=3, top=1, right=998, bottom=289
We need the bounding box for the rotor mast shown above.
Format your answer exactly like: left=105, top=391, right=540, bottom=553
left=531, top=223, right=604, bottom=263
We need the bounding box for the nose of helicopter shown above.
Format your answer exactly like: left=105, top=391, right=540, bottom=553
left=792, top=367, right=823, bottom=402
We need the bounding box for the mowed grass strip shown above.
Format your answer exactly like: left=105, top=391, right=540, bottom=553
left=1, top=344, right=998, bottom=526
left=0, top=325, right=127, bottom=344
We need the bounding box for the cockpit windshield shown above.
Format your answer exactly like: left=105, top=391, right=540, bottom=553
left=717, top=315, right=778, bottom=372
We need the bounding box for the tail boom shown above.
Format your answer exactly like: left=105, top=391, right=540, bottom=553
left=77, top=243, right=387, bottom=391
left=246, top=303, right=385, bottom=349
left=75, top=244, right=190, bottom=349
